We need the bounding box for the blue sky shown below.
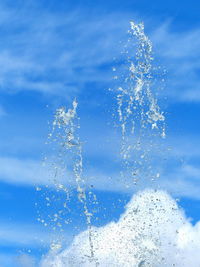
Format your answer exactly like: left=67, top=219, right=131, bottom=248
left=0, top=0, right=200, bottom=265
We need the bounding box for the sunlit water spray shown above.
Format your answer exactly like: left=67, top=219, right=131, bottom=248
left=37, top=21, right=186, bottom=266
left=50, top=100, right=98, bottom=265
left=113, top=21, right=166, bottom=187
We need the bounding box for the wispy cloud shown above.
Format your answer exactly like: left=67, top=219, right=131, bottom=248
left=0, top=151, right=53, bottom=185
left=0, top=157, right=48, bottom=186
left=0, top=221, right=72, bottom=266
left=1, top=131, right=200, bottom=200
left=0, top=221, right=51, bottom=247
left=152, top=22, right=200, bottom=102
left=0, top=5, right=131, bottom=98
left=0, top=156, right=78, bottom=187
left=0, top=3, right=199, bottom=103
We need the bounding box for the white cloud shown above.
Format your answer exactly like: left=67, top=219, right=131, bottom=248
left=0, top=156, right=80, bottom=188
left=152, top=22, right=200, bottom=102
left=0, top=2, right=199, bottom=104
left=40, top=190, right=200, bottom=266
left=167, top=135, right=200, bottom=158
left=0, top=221, right=60, bottom=248
left=0, top=222, right=73, bottom=266
left=0, top=3, right=198, bottom=103
left=0, top=157, right=49, bottom=186
left=1, top=150, right=200, bottom=201
left=0, top=6, right=131, bottom=97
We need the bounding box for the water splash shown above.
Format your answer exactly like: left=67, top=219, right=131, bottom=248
left=40, top=21, right=170, bottom=266
left=52, top=100, right=98, bottom=265
left=119, top=21, right=165, bottom=134
left=114, top=21, right=166, bottom=185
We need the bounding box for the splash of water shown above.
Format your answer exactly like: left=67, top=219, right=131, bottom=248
left=40, top=21, right=169, bottom=266
left=117, top=21, right=165, bottom=138
left=114, top=21, right=166, bottom=186
left=52, top=99, right=98, bottom=265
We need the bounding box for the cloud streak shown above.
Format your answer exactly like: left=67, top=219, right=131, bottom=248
left=0, top=3, right=199, bottom=102
left=1, top=149, right=200, bottom=201
left=152, top=22, right=200, bottom=102
left=0, top=221, right=67, bottom=248
left=0, top=5, right=130, bottom=98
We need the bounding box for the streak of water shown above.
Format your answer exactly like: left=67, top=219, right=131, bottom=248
left=114, top=21, right=166, bottom=186
left=40, top=21, right=169, bottom=266
left=52, top=100, right=99, bottom=265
